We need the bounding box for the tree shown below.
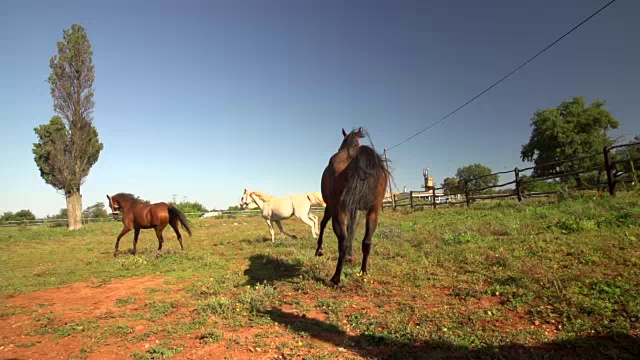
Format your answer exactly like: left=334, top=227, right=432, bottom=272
left=82, top=202, right=108, bottom=219
left=135, top=196, right=151, bottom=205
left=521, top=96, right=619, bottom=187
left=441, top=177, right=462, bottom=195
left=612, top=135, right=640, bottom=177
left=519, top=175, right=560, bottom=194
left=47, top=208, right=68, bottom=220
left=170, top=200, right=208, bottom=214
left=33, top=24, right=103, bottom=230
left=455, top=163, right=499, bottom=192
left=0, top=210, right=36, bottom=223
left=14, top=210, right=36, bottom=221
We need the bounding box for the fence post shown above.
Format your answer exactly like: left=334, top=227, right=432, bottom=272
left=603, top=146, right=615, bottom=196
left=465, top=181, right=471, bottom=208
left=631, top=159, right=638, bottom=185
left=514, top=167, right=522, bottom=202
left=432, top=187, right=436, bottom=209
left=383, top=148, right=396, bottom=210
left=410, top=191, right=414, bottom=209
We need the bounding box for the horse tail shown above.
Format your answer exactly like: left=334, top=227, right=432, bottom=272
left=168, top=205, right=193, bottom=236
left=346, top=207, right=358, bottom=249
left=307, top=192, right=326, bottom=207
left=340, top=145, right=389, bottom=212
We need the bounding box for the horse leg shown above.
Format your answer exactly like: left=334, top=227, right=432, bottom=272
left=296, top=213, right=317, bottom=239
left=275, top=220, right=297, bottom=239
left=309, top=212, right=319, bottom=234
left=132, top=228, right=141, bottom=255
left=361, top=209, right=379, bottom=275
left=169, top=220, right=184, bottom=250
left=328, top=212, right=348, bottom=286
left=155, top=224, right=167, bottom=251
left=315, top=208, right=331, bottom=257
left=114, top=227, right=131, bottom=257
left=265, top=219, right=275, bottom=243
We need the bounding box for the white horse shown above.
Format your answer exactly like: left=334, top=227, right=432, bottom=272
left=239, top=189, right=318, bottom=242
left=237, top=201, right=259, bottom=210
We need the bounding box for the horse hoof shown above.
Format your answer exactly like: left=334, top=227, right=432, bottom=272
left=113, top=251, right=118, bottom=257
left=325, top=279, right=339, bottom=288
left=315, top=249, right=324, bottom=257
left=345, top=256, right=354, bottom=264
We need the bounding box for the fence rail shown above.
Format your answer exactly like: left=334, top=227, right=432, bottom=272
left=0, top=207, right=328, bottom=228
left=385, top=143, right=640, bottom=210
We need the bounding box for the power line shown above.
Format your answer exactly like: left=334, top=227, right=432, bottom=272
left=387, top=0, right=618, bottom=151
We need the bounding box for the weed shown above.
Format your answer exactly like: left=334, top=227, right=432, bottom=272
left=116, top=297, right=137, bottom=307
left=197, top=328, right=224, bottom=344
left=146, top=300, right=176, bottom=320
left=132, top=343, right=181, bottom=359
left=548, top=217, right=597, bottom=234
left=442, top=231, right=483, bottom=245
left=197, top=296, right=234, bottom=318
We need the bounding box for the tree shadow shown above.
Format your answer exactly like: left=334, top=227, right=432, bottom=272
left=261, top=307, right=640, bottom=359
left=243, top=254, right=303, bottom=286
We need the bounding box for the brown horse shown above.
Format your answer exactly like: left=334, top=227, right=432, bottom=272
left=106, top=193, right=193, bottom=256
left=316, top=127, right=389, bottom=286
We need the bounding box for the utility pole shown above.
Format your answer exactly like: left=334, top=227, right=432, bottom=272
left=384, top=148, right=395, bottom=210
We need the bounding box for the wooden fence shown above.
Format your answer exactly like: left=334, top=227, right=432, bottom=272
left=0, top=207, right=327, bottom=228
left=387, top=143, right=640, bottom=210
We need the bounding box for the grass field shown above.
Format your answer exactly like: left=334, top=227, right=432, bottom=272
left=0, top=193, right=639, bottom=359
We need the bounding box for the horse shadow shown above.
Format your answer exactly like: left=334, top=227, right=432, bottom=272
left=243, top=254, right=303, bottom=286
left=260, top=307, right=640, bottom=359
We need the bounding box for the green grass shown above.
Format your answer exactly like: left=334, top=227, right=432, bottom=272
left=131, top=343, right=182, bottom=359
left=197, top=328, right=224, bottom=344
left=115, top=297, right=137, bottom=307
left=1, top=193, right=639, bottom=358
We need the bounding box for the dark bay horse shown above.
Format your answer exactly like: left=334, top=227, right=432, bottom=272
left=316, top=127, right=389, bottom=286
left=107, top=193, right=192, bottom=256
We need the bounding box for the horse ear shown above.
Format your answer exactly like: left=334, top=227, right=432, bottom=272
left=342, top=128, right=347, bottom=137
left=106, top=195, right=111, bottom=202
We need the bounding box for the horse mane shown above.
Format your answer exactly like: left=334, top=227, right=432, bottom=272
left=249, top=190, right=273, bottom=202
left=340, top=128, right=368, bottom=151
left=113, top=193, right=147, bottom=204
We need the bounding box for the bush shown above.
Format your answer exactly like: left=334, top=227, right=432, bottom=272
left=0, top=210, right=36, bottom=224
left=169, top=201, right=208, bottom=215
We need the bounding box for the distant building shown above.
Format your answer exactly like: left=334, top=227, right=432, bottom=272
left=410, top=190, right=463, bottom=204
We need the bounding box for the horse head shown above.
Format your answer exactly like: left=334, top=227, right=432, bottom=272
left=238, top=189, right=253, bottom=210
left=106, top=194, right=120, bottom=219
left=339, top=127, right=367, bottom=151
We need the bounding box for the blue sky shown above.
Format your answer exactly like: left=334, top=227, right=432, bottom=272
left=1, top=0, right=639, bottom=217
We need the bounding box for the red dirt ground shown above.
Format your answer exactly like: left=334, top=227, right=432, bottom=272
left=0, top=276, right=558, bottom=360
left=0, top=277, right=365, bottom=359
